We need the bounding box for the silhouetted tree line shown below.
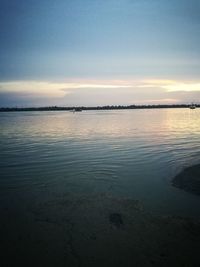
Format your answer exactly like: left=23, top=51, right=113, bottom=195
left=0, top=104, right=199, bottom=112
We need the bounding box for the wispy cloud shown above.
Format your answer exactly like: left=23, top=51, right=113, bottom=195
left=0, top=80, right=132, bottom=96
left=137, top=79, right=200, bottom=92
left=0, top=81, right=67, bottom=97
left=162, top=83, right=200, bottom=92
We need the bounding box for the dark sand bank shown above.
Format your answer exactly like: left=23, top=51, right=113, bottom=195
left=1, top=193, right=200, bottom=267
left=172, top=164, right=200, bottom=195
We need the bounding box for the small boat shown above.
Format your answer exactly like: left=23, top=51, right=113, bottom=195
left=189, top=103, right=196, bottom=109
left=70, top=108, right=82, bottom=112
left=74, top=108, right=82, bottom=112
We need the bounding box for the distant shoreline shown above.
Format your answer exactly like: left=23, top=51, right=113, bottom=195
left=0, top=104, right=199, bottom=112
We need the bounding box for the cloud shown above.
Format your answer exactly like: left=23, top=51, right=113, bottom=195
left=0, top=80, right=134, bottom=106
left=0, top=78, right=200, bottom=106
left=162, top=83, right=200, bottom=92
left=137, top=79, right=200, bottom=93
left=0, top=80, right=132, bottom=96
left=0, top=81, right=67, bottom=97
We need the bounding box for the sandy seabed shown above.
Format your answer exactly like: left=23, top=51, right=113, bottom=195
left=1, top=191, right=200, bottom=267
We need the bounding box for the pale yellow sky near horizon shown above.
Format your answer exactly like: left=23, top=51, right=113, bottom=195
left=0, top=79, right=200, bottom=106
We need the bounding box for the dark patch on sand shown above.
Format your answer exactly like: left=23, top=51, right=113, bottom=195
left=1, top=193, right=200, bottom=266
left=172, top=164, right=200, bottom=195
left=109, top=213, right=123, bottom=228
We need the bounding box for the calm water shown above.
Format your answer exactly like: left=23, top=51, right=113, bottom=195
left=1, top=108, right=200, bottom=217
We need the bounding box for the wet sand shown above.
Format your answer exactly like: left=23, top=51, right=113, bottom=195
left=1, top=193, right=200, bottom=266
left=172, top=164, right=200, bottom=195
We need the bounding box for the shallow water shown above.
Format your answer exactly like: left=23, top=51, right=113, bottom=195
left=1, top=108, right=200, bottom=216
left=1, top=109, right=200, bottom=266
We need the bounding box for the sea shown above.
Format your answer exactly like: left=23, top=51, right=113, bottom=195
left=1, top=108, right=200, bottom=266
left=1, top=108, right=200, bottom=215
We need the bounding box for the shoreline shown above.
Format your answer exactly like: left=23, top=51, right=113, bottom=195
left=0, top=104, right=199, bottom=112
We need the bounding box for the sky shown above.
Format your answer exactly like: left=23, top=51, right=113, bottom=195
left=0, top=0, right=200, bottom=107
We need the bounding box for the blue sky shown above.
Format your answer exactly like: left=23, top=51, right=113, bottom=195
left=0, top=0, right=200, bottom=106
